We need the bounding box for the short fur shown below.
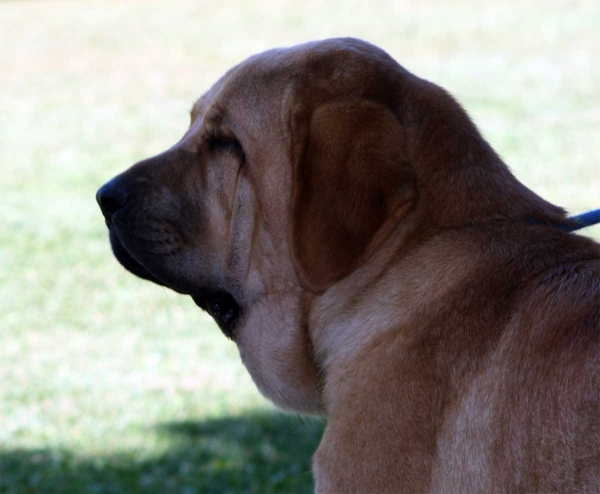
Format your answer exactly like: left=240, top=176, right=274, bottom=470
left=97, top=38, right=600, bottom=492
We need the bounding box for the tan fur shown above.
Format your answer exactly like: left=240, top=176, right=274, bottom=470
left=98, top=38, right=600, bottom=492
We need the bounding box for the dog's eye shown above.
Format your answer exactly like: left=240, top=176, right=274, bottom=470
left=207, top=135, right=245, bottom=163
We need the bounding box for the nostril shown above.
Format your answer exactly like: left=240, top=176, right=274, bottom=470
left=96, top=180, right=130, bottom=219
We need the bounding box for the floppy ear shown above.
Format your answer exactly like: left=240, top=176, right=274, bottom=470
left=291, top=100, right=417, bottom=293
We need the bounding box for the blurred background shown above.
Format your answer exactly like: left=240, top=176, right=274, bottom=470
left=1, top=0, right=598, bottom=492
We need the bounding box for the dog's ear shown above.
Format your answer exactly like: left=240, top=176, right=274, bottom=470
left=291, top=100, right=417, bottom=293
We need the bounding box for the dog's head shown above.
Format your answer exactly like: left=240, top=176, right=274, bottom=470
left=97, top=38, right=565, bottom=413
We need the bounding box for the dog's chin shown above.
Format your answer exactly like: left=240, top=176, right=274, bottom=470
left=108, top=228, right=243, bottom=339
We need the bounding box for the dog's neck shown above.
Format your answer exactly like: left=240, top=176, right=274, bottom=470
left=401, top=78, right=567, bottom=231
left=305, top=220, right=501, bottom=413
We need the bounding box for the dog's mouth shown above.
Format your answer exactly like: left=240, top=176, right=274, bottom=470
left=107, top=227, right=243, bottom=339
left=191, top=290, right=242, bottom=339
left=108, top=227, right=166, bottom=286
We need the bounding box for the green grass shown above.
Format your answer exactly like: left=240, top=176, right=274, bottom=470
left=1, top=1, right=599, bottom=492
left=1, top=413, right=323, bottom=493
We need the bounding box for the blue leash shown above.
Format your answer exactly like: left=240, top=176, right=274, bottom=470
left=563, top=208, right=600, bottom=233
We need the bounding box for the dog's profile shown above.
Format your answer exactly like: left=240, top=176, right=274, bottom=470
left=97, top=38, right=599, bottom=492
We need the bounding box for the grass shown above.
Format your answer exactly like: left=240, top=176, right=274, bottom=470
left=1, top=413, right=323, bottom=493
left=1, top=0, right=599, bottom=492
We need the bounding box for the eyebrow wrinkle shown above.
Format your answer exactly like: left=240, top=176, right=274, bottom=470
left=190, top=95, right=212, bottom=124
left=205, top=104, right=223, bottom=123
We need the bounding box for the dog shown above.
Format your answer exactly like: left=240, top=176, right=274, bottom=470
left=97, top=38, right=599, bottom=492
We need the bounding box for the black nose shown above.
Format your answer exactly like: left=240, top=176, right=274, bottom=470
left=96, top=178, right=130, bottom=223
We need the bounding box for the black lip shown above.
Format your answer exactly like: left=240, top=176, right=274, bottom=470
left=191, top=294, right=208, bottom=311
left=108, top=227, right=167, bottom=287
